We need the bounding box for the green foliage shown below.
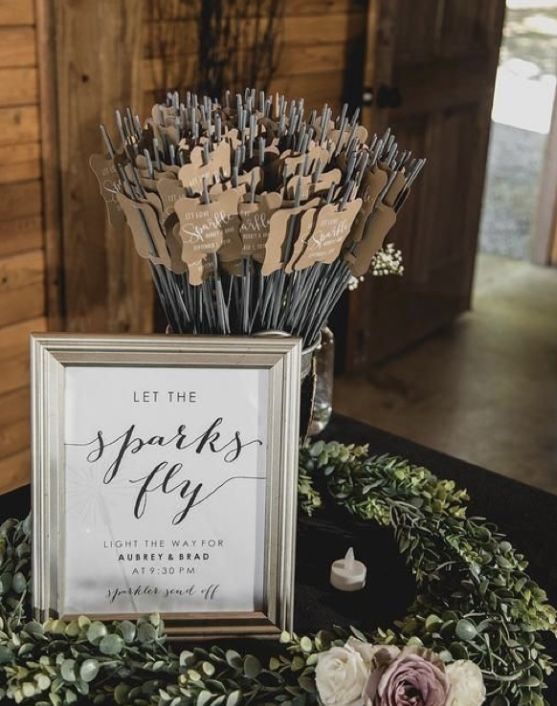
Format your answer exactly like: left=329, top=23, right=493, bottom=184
left=299, top=440, right=557, bottom=706
left=0, top=441, right=553, bottom=704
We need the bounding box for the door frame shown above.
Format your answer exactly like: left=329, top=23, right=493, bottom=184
left=532, top=85, right=557, bottom=265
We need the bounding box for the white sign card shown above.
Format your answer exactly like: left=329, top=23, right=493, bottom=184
left=32, top=335, right=301, bottom=639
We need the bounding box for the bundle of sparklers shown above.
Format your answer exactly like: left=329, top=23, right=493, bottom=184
left=91, top=88, right=425, bottom=347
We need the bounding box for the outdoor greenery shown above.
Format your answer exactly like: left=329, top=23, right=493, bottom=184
left=0, top=440, right=554, bottom=705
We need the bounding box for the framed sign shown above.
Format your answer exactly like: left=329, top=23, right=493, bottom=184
left=31, top=334, right=301, bottom=639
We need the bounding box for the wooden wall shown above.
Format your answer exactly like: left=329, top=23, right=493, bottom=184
left=0, top=0, right=367, bottom=493
left=0, top=0, right=46, bottom=492
left=143, top=0, right=366, bottom=112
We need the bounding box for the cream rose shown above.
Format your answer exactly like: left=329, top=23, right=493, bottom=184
left=315, top=644, right=369, bottom=706
left=446, top=660, right=486, bottom=706
left=345, top=637, right=401, bottom=668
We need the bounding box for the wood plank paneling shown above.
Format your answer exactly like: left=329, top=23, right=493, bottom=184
left=144, top=0, right=365, bottom=21
left=0, top=317, right=45, bottom=360
left=0, top=181, right=41, bottom=220
left=0, top=216, right=42, bottom=257
left=0, top=67, right=38, bottom=106
left=56, top=0, right=152, bottom=333
left=0, top=250, right=45, bottom=292
left=0, top=106, right=40, bottom=145
left=0, top=27, right=36, bottom=67
left=0, top=2, right=42, bottom=492
left=0, top=417, right=29, bottom=462
left=36, top=0, right=63, bottom=331
left=0, top=450, right=30, bottom=493
left=0, top=0, right=34, bottom=25
left=0, top=388, right=30, bottom=428
left=269, top=71, right=345, bottom=110
left=0, top=355, right=31, bottom=398
left=0, top=281, right=44, bottom=328
left=143, top=42, right=348, bottom=90
left=0, top=318, right=46, bottom=397
left=144, top=13, right=365, bottom=58
left=0, top=142, right=40, bottom=183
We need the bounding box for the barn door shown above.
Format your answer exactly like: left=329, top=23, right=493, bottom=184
left=346, top=0, right=505, bottom=369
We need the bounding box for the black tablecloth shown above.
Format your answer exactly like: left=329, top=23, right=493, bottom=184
left=2, top=413, right=556, bottom=697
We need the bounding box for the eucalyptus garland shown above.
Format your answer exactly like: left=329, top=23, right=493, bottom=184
left=0, top=440, right=554, bottom=705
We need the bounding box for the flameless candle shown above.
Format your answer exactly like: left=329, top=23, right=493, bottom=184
left=330, top=547, right=367, bottom=592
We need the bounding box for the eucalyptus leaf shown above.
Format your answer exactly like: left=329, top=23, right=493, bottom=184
left=197, top=691, right=213, bottom=706
left=0, top=439, right=552, bottom=705
left=118, top=620, right=137, bottom=643
left=244, top=654, right=261, bottom=678
left=137, top=622, right=157, bottom=644
left=11, top=572, right=26, bottom=594
left=226, top=690, right=242, bottom=706
left=226, top=649, right=243, bottom=669
left=455, top=619, right=478, bottom=642
left=99, top=634, right=124, bottom=656
left=0, top=646, right=13, bottom=664
left=86, top=622, right=107, bottom=645
left=60, top=659, right=77, bottom=682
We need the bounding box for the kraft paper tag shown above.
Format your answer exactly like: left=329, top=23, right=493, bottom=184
left=286, top=168, right=341, bottom=201
left=236, top=166, right=263, bottom=190
left=211, top=167, right=261, bottom=197
left=166, top=220, right=188, bottom=275
left=141, top=190, right=164, bottom=218
left=116, top=193, right=172, bottom=269
left=285, top=207, right=318, bottom=272
left=261, top=197, right=320, bottom=275
left=210, top=181, right=248, bottom=198
left=294, top=199, right=362, bottom=270
left=224, top=127, right=241, bottom=149
left=214, top=189, right=243, bottom=265
left=134, top=154, right=181, bottom=177
left=151, top=103, right=175, bottom=127
left=159, top=122, right=180, bottom=146
left=384, top=171, right=407, bottom=208
left=89, top=154, right=125, bottom=228
left=174, top=193, right=234, bottom=285
left=345, top=204, right=397, bottom=277
left=314, top=116, right=335, bottom=141
left=161, top=163, right=181, bottom=175
left=329, top=124, right=369, bottom=152
left=135, top=154, right=149, bottom=172
left=347, top=168, right=389, bottom=244
left=283, top=145, right=330, bottom=179
left=157, top=178, right=187, bottom=222
left=238, top=192, right=282, bottom=262
left=178, top=140, right=231, bottom=194
left=138, top=174, right=159, bottom=192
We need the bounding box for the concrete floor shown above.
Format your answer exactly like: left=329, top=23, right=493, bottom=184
left=334, top=254, right=557, bottom=494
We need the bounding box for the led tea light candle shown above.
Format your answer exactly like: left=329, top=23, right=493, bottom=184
left=330, top=547, right=367, bottom=591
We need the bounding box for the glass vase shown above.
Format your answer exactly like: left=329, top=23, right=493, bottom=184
left=308, top=326, right=334, bottom=436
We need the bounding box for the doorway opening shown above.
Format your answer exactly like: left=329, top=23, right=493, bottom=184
left=479, top=0, right=557, bottom=260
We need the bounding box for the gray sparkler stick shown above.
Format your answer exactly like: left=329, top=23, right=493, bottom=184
left=99, top=93, right=424, bottom=341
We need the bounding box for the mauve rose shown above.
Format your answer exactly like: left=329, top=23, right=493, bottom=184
left=364, top=646, right=449, bottom=706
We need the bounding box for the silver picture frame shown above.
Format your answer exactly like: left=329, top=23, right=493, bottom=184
left=31, top=333, right=301, bottom=639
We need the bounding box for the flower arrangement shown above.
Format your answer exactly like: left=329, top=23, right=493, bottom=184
left=315, top=639, right=484, bottom=706
left=0, top=441, right=554, bottom=705
left=92, top=89, right=423, bottom=347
